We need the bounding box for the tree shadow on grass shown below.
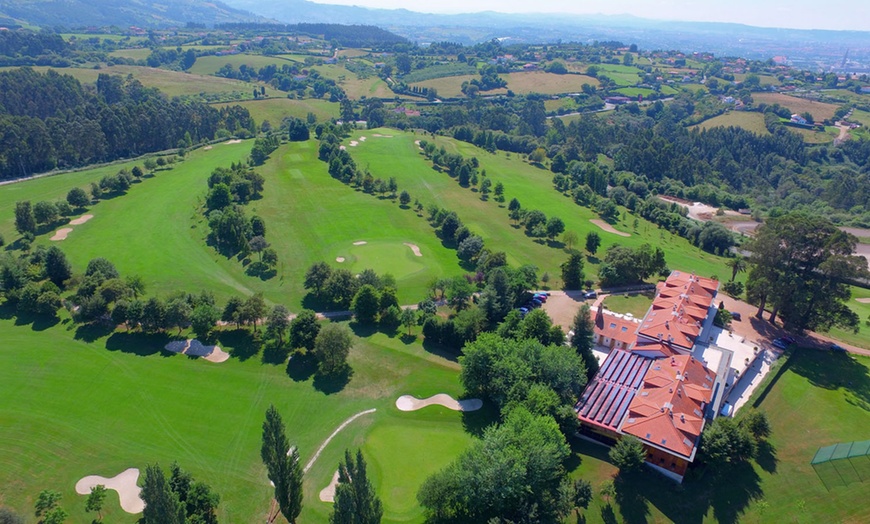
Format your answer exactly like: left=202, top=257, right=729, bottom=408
left=755, top=440, right=778, bottom=473
left=74, top=322, right=116, bottom=343
left=600, top=503, right=618, bottom=524
left=9, top=309, right=60, bottom=332
left=615, top=474, right=650, bottom=524
left=261, top=341, right=290, bottom=365
left=787, top=349, right=870, bottom=412
left=301, top=293, right=333, bottom=312
left=313, top=366, right=352, bottom=395
left=421, top=339, right=459, bottom=363
left=215, top=328, right=261, bottom=361
left=460, top=400, right=499, bottom=438
left=399, top=333, right=417, bottom=345
left=105, top=331, right=171, bottom=357
left=286, top=351, right=317, bottom=382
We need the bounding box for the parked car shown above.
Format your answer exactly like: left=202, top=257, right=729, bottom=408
left=584, top=291, right=598, bottom=299
left=529, top=299, right=543, bottom=308
left=719, top=402, right=733, bottom=417
left=782, top=336, right=796, bottom=345
left=830, top=343, right=847, bottom=353
left=772, top=338, right=789, bottom=349
left=518, top=307, right=529, bottom=317
left=533, top=293, right=548, bottom=303
left=730, top=311, right=742, bottom=321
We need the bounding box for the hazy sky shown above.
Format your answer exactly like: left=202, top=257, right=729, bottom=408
left=307, top=0, right=870, bottom=31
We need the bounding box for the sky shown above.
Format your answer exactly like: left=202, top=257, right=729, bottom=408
left=307, top=0, right=870, bottom=31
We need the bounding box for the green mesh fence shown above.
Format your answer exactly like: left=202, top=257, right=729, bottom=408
left=811, top=440, right=870, bottom=490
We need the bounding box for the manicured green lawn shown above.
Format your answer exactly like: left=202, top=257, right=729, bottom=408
left=212, top=98, right=339, bottom=126
left=0, top=312, right=476, bottom=523
left=343, top=130, right=733, bottom=287
left=602, top=291, right=655, bottom=317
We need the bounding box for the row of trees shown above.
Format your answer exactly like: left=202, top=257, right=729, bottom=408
left=0, top=68, right=254, bottom=178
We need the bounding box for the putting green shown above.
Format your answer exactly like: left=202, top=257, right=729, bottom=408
left=362, top=416, right=473, bottom=520
left=336, top=241, right=428, bottom=281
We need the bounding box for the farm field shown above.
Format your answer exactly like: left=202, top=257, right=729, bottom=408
left=187, top=54, right=300, bottom=76
left=0, top=65, right=282, bottom=98
left=752, top=92, right=841, bottom=122
left=409, top=74, right=478, bottom=98
left=733, top=73, right=781, bottom=86
left=594, top=64, right=644, bottom=86
left=788, top=125, right=840, bottom=144
left=212, top=97, right=340, bottom=124
left=692, top=111, right=771, bottom=135
left=501, top=71, right=600, bottom=95
left=0, top=310, right=474, bottom=524
left=108, top=48, right=151, bottom=60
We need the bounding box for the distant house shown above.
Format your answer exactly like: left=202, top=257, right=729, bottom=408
left=605, top=96, right=632, bottom=105
left=860, top=86, right=870, bottom=94
left=576, top=272, right=722, bottom=482
left=790, top=114, right=808, bottom=125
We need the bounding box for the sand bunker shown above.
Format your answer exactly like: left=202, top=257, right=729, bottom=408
left=395, top=394, right=482, bottom=412
left=224, top=139, right=242, bottom=144
left=857, top=298, right=870, bottom=304
left=372, top=134, right=393, bottom=138
left=353, top=241, right=367, bottom=246
left=403, top=243, right=422, bottom=257
left=349, top=141, right=359, bottom=147
left=203, top=145, right=213, bottom=151
left=590, top=219, right=630, bottom=237
left=339, top=145, right=346, bottom=151
left=336, top=257, right=346, bottom=263
left=359, top=136, right=367, bottom=141
left=319, top=471, right=340, bottom=502
left=75, top=468, right=144, bottom=514
left=69, top=214, right=94, bottom=226
left=50, top=228, right=74, bottom=241
left=164, top=339, right=229, bottom=363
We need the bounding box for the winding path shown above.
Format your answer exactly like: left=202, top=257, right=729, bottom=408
left=303, top=409, right=376, bottom=473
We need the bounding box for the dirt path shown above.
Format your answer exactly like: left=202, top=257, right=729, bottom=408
left=303, top=409, right=377, bottom=473
left=589, top=219, right=630, bottom=237
left=403, top=243, right=422, bottom=256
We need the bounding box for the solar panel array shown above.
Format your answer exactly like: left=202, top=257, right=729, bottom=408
left=576, top=350, right=652, bottom=431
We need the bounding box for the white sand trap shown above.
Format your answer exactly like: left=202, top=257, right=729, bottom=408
left=359, top=136, right=367, bottom=141
left=414, top=140, right=421, bottom=145
left=349, top=141, right=359, bottom=147
left=164, top=339, right=229, bottom=363
left=69, top=214, right=94, bottom=226
left=590, top=219, right=630, bottom=237
left=372, top=134, right=393, bottom=138
left=75, top=468, right=144, bottom=514
left=50, top=228, right=74, bottom=241
left=403, top=243, right=422, bottom=257
left=336, top=257, right=346, bottom=263
left=857, top=298, right=870, bottom=304
left=319, top=470, right=340, bottom=502
left=203, top=145, right=213, bottom=151
left=353, top=241, right=367, bottom=246
left=339, top=145, right=347, bottom=151
left=395, top=394, right=482, bottom=412
left=224, top=139, right=242, bottom=144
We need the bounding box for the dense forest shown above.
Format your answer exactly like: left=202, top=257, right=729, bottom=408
left=0, top=68, right=255, bottom=178
left=215, top=23, right=409, bottom=47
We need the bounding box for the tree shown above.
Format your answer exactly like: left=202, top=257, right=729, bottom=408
left=191, top=304, right=220, bottom=340
left=352, top=285, right=381, bottom=325
left=304, top=262, right=333, bottom=296
left=330, top=449, right=383, bottom=524
left=585, top=231, right=601, bottom=255
left=14, top=201, right=36, bottom=235
left=562, top=230, right=578, bottom=251
left=85, top=257, right=119, bottom=280
left=66, top=187, right=89, bottom=209
left=399, top=190, right=411, bottom=207
left=740, top=409, right=771, bottom=441
left=401, top=308, right=417, bottom=336
left=241, top=293, right=267, bottom=331
left=726, top=256, right=747, bottom=282
left=165, top=298, right=192, bottom=334
left=314, top=323, right=353, bottom=375
left=446, top=276, right=474, bottom=311
left=266, top=305, right=291, bottom=345
left=141, top=464, right=185, bottom=524
left=609, top=435, right=647, bottom=474
left=746, top=212, right=868, bottom=330
left=0, top=508, right=23, bottom=524
left=561, top=252, right=585, bottom=289
left=545, top=216, right=565, bottom=241
left=34, top=490, right=62, bottom=520
left=418, top=408, right=579, bottom=523
left=456, top=235, right=484, bottom=261
left=222, top=296, right=244, bottom=328
left=262, top=248, right=278, bottom=268
left=261, top=405, right=303, bottom=524
left=571, top=305, right=599, bottom=378
left=700, top=417, right=756, bottom=470
left=290, top=309, right=320, bottom=350
left=44, top=246, right=72, bottom=287
left=85, top=485, right=107, bottom=521
left=249, top=235, right=269, bottom=260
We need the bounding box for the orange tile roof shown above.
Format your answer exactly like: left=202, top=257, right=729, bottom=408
left=621, top=354, right=716, bottom=459
left=593, top=307, right=641, bottom=347
left=637, top=272, right=718, bottom=350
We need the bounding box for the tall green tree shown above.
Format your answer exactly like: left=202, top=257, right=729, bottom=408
left=85, top=485, right=107, bottom=521
left=141, top=464, right=185, bottom=524
left=571, top=304, right=599, bottom=378
left=746, top=212, right=868, bottom=330
left=561, top=252, right=585, bottom=289
left=351, top=285, right=381, bottom=325
left=330, top=450, right=383, bottom=524
left=314, top=323, right=353, bottom=375
left=609, top=435, right=647, bottom=474
left=289, top=309, right=320, bottom=350
left=44, top=246, right=72, bottom=287
left=14, top=201, right=36, bottom=235
left=261, top=405, right=303, bottom=524
left=266, top=305, right=291, bottom=345
left=585, top=231, right=601, bottom=255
